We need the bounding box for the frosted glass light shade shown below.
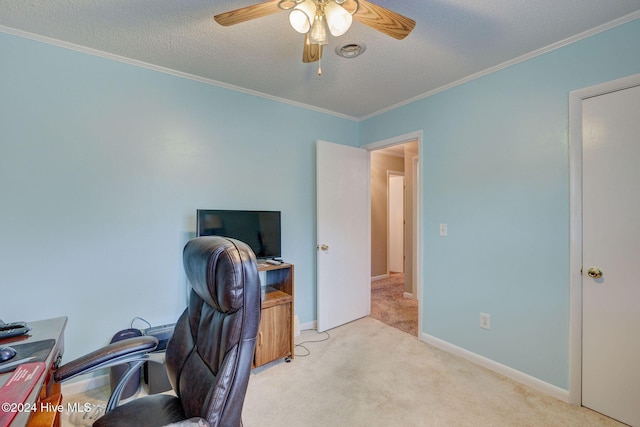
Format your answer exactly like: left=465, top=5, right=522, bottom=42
left=309, top=15, right=328, bottom=45
left=289, top=0, right=316, bottom=34
left=325, top=2, right=352, bottom=36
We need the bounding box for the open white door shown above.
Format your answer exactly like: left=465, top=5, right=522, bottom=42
left=316, top=140, right=370, bottom=332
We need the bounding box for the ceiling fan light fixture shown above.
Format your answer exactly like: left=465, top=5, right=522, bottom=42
left=309, top=15, right=329, bottom=45
left=214, top=0, right=414, bottom=76
left=289, top=0, right=316, bottom=34
left=325, top=2, right=352, bottom=36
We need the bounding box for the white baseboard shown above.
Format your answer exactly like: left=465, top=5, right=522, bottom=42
left=371, top=274, right=388, bottom=282
left=420, top=333, right=570, bottom=403
left=403, top=292, right=416, bottom=300
left=299, top=320, right=317, bottom=332
left=61, top=373, right=110, bottom=397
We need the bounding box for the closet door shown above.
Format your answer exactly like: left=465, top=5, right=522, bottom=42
left=581, top=84, right=640, bottom=426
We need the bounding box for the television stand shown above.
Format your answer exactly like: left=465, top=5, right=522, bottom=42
left=254, top=263, right=294, bottom=367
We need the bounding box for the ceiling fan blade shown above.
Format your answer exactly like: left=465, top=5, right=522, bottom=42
left=214, top=1, right=281, bottom=26
left=302, top=34, right=322, bottom=63
left=347, top=0, right=416, bottom=40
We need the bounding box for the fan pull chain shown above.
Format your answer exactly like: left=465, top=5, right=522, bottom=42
left=317, top=56, right=322, bottom=77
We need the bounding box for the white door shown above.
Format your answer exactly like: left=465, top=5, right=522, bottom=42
left=316, top=140, right=370, bottom=332
left=388, top=175, right=404, bottom=273
left=582, top=84, right=640, bottom=426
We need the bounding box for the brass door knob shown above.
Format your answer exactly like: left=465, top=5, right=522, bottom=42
left=587, top=267, right=603, bottom=279
left=318, top=244, right=329, bottom=251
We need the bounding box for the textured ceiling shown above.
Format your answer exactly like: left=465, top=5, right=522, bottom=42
left=2, top=1, right=640, bottom=119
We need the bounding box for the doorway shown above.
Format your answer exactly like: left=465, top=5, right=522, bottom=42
left=367, top=134, right=420, bottom=336
left=569, top=74, right=640, bottom=425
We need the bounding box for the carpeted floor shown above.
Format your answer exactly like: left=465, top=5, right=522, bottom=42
left=370, top=273, right=418, bottom=336
left=63, top=317, right=623, bottom=427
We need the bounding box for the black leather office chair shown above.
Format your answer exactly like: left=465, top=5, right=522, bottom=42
left=55, top=236, right=261, bottom=427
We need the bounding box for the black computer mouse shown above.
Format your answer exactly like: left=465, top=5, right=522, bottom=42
left=0, top=346, right=17, bottom=363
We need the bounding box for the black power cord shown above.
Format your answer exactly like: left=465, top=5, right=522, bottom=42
left=294, top=330, right=330, bottom=357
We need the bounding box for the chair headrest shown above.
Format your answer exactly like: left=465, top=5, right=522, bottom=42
left=183, top=236, right=257, bottom=313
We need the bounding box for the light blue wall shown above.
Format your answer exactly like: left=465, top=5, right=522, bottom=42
left=2, top=17, right=639, bottom=391
left=0, top=32, right=358, bottom=361
left=360, top=18, right=640, bottom=389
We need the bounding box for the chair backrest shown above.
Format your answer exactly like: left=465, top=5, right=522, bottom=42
left=165, top=236, right=261, bottom=427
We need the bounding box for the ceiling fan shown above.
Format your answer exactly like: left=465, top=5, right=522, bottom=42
left=214, top=0, right=415, bottom=69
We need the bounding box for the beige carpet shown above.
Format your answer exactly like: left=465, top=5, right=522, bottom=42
left=63, top=317, right=623, bottom=426
left=370, top=273, right=418, bottom=336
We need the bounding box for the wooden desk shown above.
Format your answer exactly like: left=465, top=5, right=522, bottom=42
left=254, top=263, right=294, bottom=367
left=0, top=317, right=67, bottom=427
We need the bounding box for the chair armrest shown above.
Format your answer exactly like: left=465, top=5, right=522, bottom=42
left=54, top=336, right=159, bottom=382
left=164, top=418, right=210, bottom=426
left=146, top=350, right=166, bottom=365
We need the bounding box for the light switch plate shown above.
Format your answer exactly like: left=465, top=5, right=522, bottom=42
left=480, top=313, right=491, bottom=330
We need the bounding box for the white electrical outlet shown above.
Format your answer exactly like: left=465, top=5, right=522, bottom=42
left=480, top=313, right=491, bottom=330
left=439, top=223, right=448, bottom=237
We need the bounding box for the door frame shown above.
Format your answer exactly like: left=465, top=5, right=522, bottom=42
left=364, top=130, right=423, bottom=336
left=568, top=73, right=640, bottom=405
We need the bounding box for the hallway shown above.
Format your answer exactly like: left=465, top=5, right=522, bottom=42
left=370, top=273, right=418, bottom=336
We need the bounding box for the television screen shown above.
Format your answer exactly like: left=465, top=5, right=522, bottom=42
left=196, top=209, right=281, bottom=259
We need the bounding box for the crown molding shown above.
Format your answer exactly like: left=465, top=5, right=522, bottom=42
left=0, top=25, right=359, bottom=122
left=3, top=10, right=639, bottom=123
left=360, top=12, right=640, bottom=121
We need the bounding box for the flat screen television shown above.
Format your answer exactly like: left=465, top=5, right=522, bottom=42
left=196, top=209, right=281, bottom=259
